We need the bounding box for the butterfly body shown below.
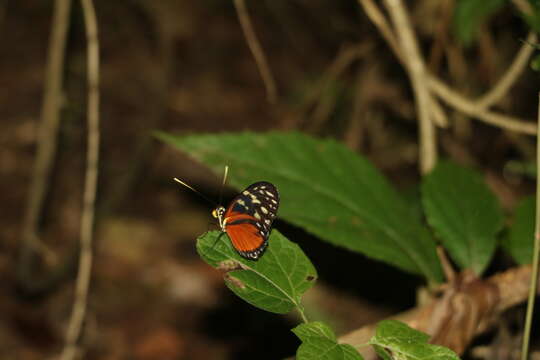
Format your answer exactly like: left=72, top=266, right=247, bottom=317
left=213, top=181, right=279, bottom=260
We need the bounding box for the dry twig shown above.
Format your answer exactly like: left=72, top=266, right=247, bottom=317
left=383, top=0, right=436, bottom=174
left=477, top=32, right=538, bottom=109
left=59, top=0, right=100, bottom=359
left=428, top=76, right=537, bottom=135
left=18, top=0, right=72, bottom=289
left=512, top=0, right=534, bottom=15
left=358, top=0, right=402, bottom=62
left=233, top=0, right=278, bottom=104
left=358, top=0, right=537, bottom=136
left=521, top=92, right=540, bottom=360
left=358, top=0, right=448, bottom=128
left=340, top=265, right=540, bottom=359
left=281, top=44, right=368, bottom=130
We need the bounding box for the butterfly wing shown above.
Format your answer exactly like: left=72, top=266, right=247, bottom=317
left=225, top=216, right=268, bottom=260
left=224, top=182, right=279, bottom=260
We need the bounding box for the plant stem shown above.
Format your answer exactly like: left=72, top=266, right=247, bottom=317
left=297, top=305, right=309, bottom=324
left=521, top=92, right=540, bottom=360
left=59, top=0, right=100, bottom=359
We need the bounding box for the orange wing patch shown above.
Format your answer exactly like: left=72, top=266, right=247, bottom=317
left=226, top=222, right=265, bottom=253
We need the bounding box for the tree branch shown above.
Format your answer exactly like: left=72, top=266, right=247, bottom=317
left=383, top=0, right=436, bottom=174
left=18, top=0, right=72, bottom=291
left=59, top=0, right=100, bottom=358
left=233, top=0, right=278, bottom=104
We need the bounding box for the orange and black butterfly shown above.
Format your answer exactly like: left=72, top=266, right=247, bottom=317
left=174, top=173, right=279, bottom=261
left=212, top=181, right=279, bottom=260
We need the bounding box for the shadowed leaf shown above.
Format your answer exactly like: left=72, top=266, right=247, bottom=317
left=422, top=162, right=503, bottom=275
left=503, top=196, right=535, bottom=264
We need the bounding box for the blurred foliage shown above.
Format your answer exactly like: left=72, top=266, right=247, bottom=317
left=452, top=0, right=506, bottom=46
left=504, top=196, right=535, bottom=264
left=422, top=161, right=503, bottom=275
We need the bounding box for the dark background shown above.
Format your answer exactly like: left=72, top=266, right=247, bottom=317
left=1, top=1, right=538, bottom=359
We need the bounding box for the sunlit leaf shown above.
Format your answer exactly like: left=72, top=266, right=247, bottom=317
left=293, top=322, right=364, bottom=360
left=293, top=321, right=336, bottom=342
left=197, top=230, right=317, bottom=313
left=370, top=320, right=461, bottom=360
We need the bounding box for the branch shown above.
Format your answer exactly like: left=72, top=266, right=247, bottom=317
left=521, top=92, right=540, bottom=360
left=340, top=265, right=540, bottom=359
left=59, top=0, right=100, bottom=359
left=280, top=44, right=368, bottom=130
left=477, top=32, right=537, bottom=109
left=383, top=0, right=436, bottom=174
left=428, top=75, right=537, bottom=135
left=358, top=0, right=537, bottom=136
left=18, top=0, right=72, bottom=289
left=233, top=0, right=278, bottom=104
left=358, top=0, right=402, bottom=63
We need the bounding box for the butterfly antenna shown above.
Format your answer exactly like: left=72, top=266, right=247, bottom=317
left=218, top=165, right=229, bottom=205
left=174, top=178, right=216, bottom=206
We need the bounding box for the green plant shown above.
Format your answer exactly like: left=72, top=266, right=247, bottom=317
left=452, top=0, right=540, bottom=46
left=157, top=131, right=534, bottom=359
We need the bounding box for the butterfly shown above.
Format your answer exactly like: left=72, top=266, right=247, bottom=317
left=174, top=173, right=279, bottom=261
left=212, top=181, right=279, bottom=260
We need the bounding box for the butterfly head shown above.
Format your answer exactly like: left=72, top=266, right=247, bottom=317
left=212, top=205, right=227, bottom=231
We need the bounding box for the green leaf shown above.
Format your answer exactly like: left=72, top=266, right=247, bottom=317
left=297, top=338, right=345, bottom=360
left=503, top=196, right=535, bottom=264
left=373, top=345, right=392, bottom=360
left=373, top=320, right=429, bottom=344
left=293, top=322, right=364, bottom=360
left=520, top=1, right=540, bottom=33
left=422, top=161, right=503, bottom=275
left=452, top=0, right=506, bottom=46
left=532, top=54, right=540, bottom=72
left=342, top=344, right=364, bottom=360
left=157, top=131, right=443, bottom=283
left=292, top=321, right=336, bottom=342
left=197, top=230, right=317, bottom=313
left=370, top=320, right=461, bottom=360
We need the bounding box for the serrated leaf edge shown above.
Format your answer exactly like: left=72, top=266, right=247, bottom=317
left=198, top=231, right=307, bottom=308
